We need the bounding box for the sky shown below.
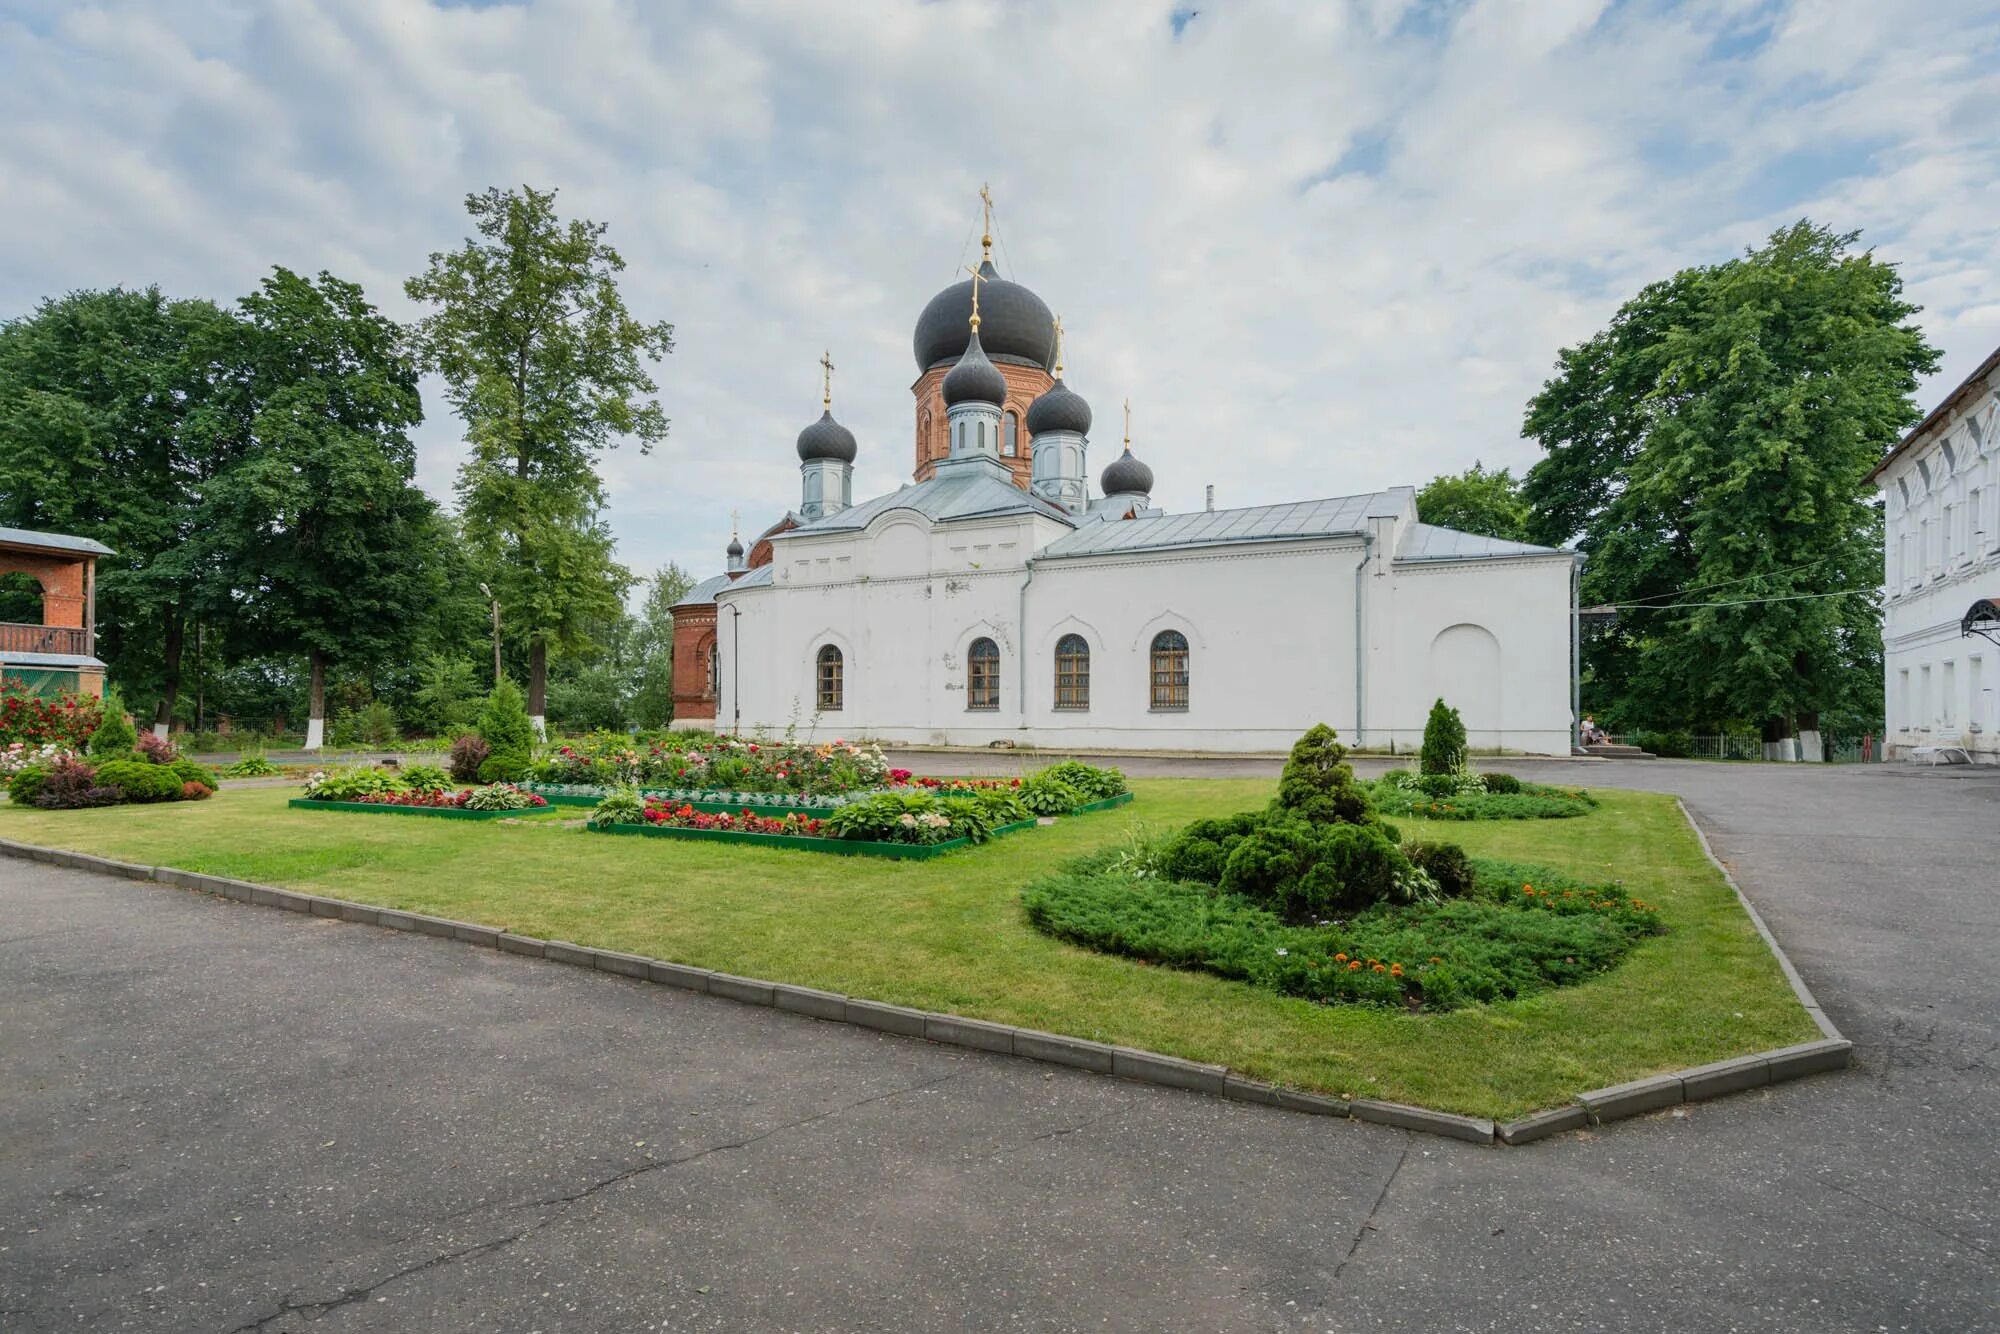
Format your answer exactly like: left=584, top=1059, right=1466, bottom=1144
left=2, top=0, right=1998, bottom=590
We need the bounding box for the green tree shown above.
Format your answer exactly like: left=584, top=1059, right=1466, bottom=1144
left=0, top=287, right=243, bottom=728
left=198, top=268, right=437, bottom=746
left=1419, top=699, right=1468, bottom=775
left=1415, top=463, right=1530, bottom=542
left=629, top=562, right=696, bottom=727
left=87, top=685, right=138, bottom=758
left=405, top=185, right=671, bottom=728
left=1523, top=221, right=1937, bottom=745
left=475, top=677, right=534, bottom=781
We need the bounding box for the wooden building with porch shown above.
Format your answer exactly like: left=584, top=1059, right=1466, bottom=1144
left=0, top=525, right=112, bottom=698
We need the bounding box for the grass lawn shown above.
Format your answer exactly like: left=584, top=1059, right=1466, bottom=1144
left=0, top=778, right=1818, bottom=1120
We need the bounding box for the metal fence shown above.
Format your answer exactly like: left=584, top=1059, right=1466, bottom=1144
left=1608, top=733, right=1882, bottom=763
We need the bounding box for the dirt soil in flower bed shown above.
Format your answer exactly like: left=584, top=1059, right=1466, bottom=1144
left=0, top=779, right=1818, bottom=1119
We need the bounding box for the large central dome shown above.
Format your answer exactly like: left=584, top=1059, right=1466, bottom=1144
left=913, top=259, right=1056, bottom=372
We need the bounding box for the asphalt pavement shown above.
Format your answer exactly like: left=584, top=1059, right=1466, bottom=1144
left=1, top=758, right=1994, bottom=1331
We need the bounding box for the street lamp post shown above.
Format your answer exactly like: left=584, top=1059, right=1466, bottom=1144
left=478, top=583, right=502, bottom=688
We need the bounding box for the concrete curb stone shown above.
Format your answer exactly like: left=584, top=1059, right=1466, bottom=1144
left=843, top=998, right=929, bottom=1036
left=497, top=933, right=546, bottom=959
left=543, top=941, right=595, bottom=968
left=406, top=914, right=459, bottom=939
left=1012, top=1030, right=1115, bottom=1073
left=1577, top=1073, right=1685, bottom=1124
left=772, top=984, right=848, bottom=1021
left=451, top=922, right=501, bottom=949
left=1352, top=1098, right=1495, bottom=1144
left=1765, top=1038, right=1853, bottom=1080
left=926, top=1014, right=1015, bottom=1054
left=1498, top=1105, right=1591, bottom=1145
left=591, top=948, right=652, bottom=979
left=1272, top=1087, right=1355, bottom=1119
left=1110, top=1048, right=1226, bottom=1096
left=374, top=909, right=420, bottom=931
left=337, top=902, right=381, bottom=926
left=1679, top=1053, right=1771, bottom=1100
left=645, top=960, right=712, bottom=992
left=708, top=973, right=775, bottom=1006
left=1222, top=1075, right=1283, bottom=1107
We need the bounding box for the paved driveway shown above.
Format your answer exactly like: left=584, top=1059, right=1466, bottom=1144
left=1, top=761, right=1995, bottom=1331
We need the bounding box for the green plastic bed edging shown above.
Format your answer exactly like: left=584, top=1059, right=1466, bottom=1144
left=287, top=798, right=548, bottom=821
left=586, top=821, right=970, bottom=859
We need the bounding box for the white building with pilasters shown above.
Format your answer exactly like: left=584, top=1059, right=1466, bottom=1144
left=1873, top=345, right=2000, bottom=763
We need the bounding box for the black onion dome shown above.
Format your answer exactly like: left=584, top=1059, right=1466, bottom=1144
left=1101, top=447, right=1153, bottom=495
left=726, top=535, right=744, bottom=558
left=1026, top=377, right=1092, bottom=436
left=796, top=410, right=857, bottom=463
left=913, top=259, right=1056, bottom=371
left=941, top=328, right=1008, bottom=406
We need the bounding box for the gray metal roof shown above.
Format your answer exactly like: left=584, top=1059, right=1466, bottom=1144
left=783, top=460, right=1074, bottom=537
left=671, top=573, right=736, bottom=609
left=1036, top=491, right=1406, bottom=559
left=716, top=565, right=775, bottom=593
left=1396, top=522, right=1566, bottom=562
left=0, top=525, right=115, bottom=557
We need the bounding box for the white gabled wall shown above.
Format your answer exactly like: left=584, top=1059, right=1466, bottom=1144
left=716, top=501, right=1577, bottom=754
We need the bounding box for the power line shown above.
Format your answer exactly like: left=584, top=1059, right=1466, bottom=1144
left=1610, top=587, right=1877, bottom=612
left=1614, top=555, right=1832, bottom=607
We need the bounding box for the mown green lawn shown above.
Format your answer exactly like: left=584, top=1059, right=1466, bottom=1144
left=0, top=778, right=1817, bottom=1119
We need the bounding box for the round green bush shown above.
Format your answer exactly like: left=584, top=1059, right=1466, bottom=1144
left=94, top=759, right=185, bottom=803
left=87, top=688, right=140, bottom=759
left=476, top=680, right=535, bottom=760
left=1158, top=811, right=1264, bottom=885
left=1218, top=818, right=1412, bottom=922
left=1406, top=841, right=1475, bottom=897
left=1481, top=772, right=1523, bottom=795
left=8, top=766, right=48, bottom=805
left=477, top=753, right=528, bottom=784
left=169, top=758, right=217, bottom=791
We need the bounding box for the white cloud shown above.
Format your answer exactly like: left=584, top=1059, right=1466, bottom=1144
left=2, top=0, right=1997, bottom=588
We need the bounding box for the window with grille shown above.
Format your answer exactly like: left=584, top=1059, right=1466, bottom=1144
left=1004, top=411, right=1019, bottom=457
left=706, top=642, right=718, bottom=697
left=1149, top=630, right=1189, bottom=710
left=1054, top=634, right=1090, bottom=710
left=967, top=637, right=1000, bottom=710
left=816, top=644, right=843, bottom=711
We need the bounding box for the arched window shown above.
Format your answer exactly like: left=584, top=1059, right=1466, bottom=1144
left=967, top=637, right=1000, bottom=710
left=1054, top=634, right=1090, bottom=710
left=706, top=642, right=718, bottom=697
left=1004, top=410, right=1019, bottom=457
left=1149, top=630, right=1189, bottom=710
left=816, top=645, right=844, bottom=712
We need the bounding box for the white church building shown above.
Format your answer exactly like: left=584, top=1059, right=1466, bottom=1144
left=1872, top=344, right=2000, bottom=763
left=673, top=219, right=1579, bottom=755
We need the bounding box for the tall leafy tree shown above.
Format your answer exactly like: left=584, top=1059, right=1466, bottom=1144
left=629, top=562, right=695, bottom=728
left=198, top=268, right=437, bottom=744
left=1523, top=221, right=1938, bottom=745
left=1415, top=463, right=1530, bottom=541
left=0, top=287, right=242, bottom=726
left=405, top=185, right=672, bottom=726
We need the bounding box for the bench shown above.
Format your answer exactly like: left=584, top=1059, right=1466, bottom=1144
left=1910, top=728, right=1972, bottom=765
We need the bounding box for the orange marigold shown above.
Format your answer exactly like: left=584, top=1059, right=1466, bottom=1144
left=1347, top=960, right=1361, bottom=971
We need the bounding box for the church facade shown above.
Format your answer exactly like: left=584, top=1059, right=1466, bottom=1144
left=672, top=227, right=1578, bottom=754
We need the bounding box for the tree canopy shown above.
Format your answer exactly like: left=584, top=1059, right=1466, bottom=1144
left=1522, top=220, right=1937, bottom=741
left=405, top=185, right=673, bottom=722
left=1414, top=463, right=1530, bottom=542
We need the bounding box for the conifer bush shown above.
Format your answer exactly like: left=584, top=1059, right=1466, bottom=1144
left=86, top=688, right=139, bottom=759
left=475, top=680, right=534, bottom=781
left=1419, top=698, right=1467, bottom=776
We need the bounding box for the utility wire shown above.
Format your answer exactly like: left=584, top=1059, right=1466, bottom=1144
left=1614, top=555, right=1832, bottom=607
left=1611, top=587, right=1876, bottom=612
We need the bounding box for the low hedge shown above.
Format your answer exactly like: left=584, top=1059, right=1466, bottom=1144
left=1023, top=851, right=1661, bottom=1011
left=1366, top=777, right=1596, bottom=821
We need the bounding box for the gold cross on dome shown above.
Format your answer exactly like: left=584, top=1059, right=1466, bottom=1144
left=1052, top=314, right=1066, bottom=377
left=1122, top=398, right=1132, bottom=449
left=818, top=349, right=834, bottom=407
left=979, top=182, right=994, bottom=260
left=730, top=507, right=741, bottom=539
left=962, top=262, right=986, bottom=331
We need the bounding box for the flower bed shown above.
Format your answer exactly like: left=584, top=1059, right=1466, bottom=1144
left=533, top=733, right=891, bottom=795
left=581, top=785, right=1066, bottom=858
left=5, top=742, right=216, bottom=809
left=1366, top=772, right=1596, bottom=820
left=287, top=796, right=546, bottom=821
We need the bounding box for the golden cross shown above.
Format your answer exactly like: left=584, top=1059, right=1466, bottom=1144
left=962, top=262, right=986, bottom=331
left=1052, top=314, right=1066, bottom=377
left=730, top=507, right=740, bottom=539
left=818, top=349, right=834, bottom=407
left=979, top=182, right=994, bottom=261
left=1122, top=398, right=1132, bottom=449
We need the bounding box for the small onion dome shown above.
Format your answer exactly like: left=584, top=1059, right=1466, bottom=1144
left=1101, top=446, right=1153, bottom=496
left=1025, top=377, right=1092, bottom=436
left=941, top=327, right=1008, bottom=406
left=913, top=259, right=1055, bottom=371
left=796, top=410, right=857, bottom=463
left=726, top=535, right=745, bottom=559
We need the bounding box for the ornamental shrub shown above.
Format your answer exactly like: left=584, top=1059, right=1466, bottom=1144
left=476, top=752, right=530, bottom=784
left=1219, top=818, right=1413, bottom=922
left=135, top=730, right=178, bottom=764
left=1019, top=773, right=1084, bottom=815
left=1037, top=761, right=1128, bottom=800
left=476, top=680, right=534, bottom=773
left=1271, top=724, right=1373, bottom=826
left=87, top=688, right=139, bottom=759
left=31, top=755, right=116, bottom=808
left=302, top=766, right=402, bottom=801
left=1419, top=698, right=1468, bottom=776
left=0, top=689, right=103, bottom=748
left=94, top=759, right=184, bottom=803
left=9, top=765, right=47, bottom=805
left=448, top=734, right=490, bottom=783
left=1405, top=841, right=1475, bottom=898
left=1157, top=811, right=1263, bottom=884
left=180, top=781, right=213, bottom=801
left=169, top=758, right=216, bottom=789
left=1481, top=772, right=1523, bottom=795
left=587, top=786, right=646, bottom=829
left=399, top=763, right=453, bottom=794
